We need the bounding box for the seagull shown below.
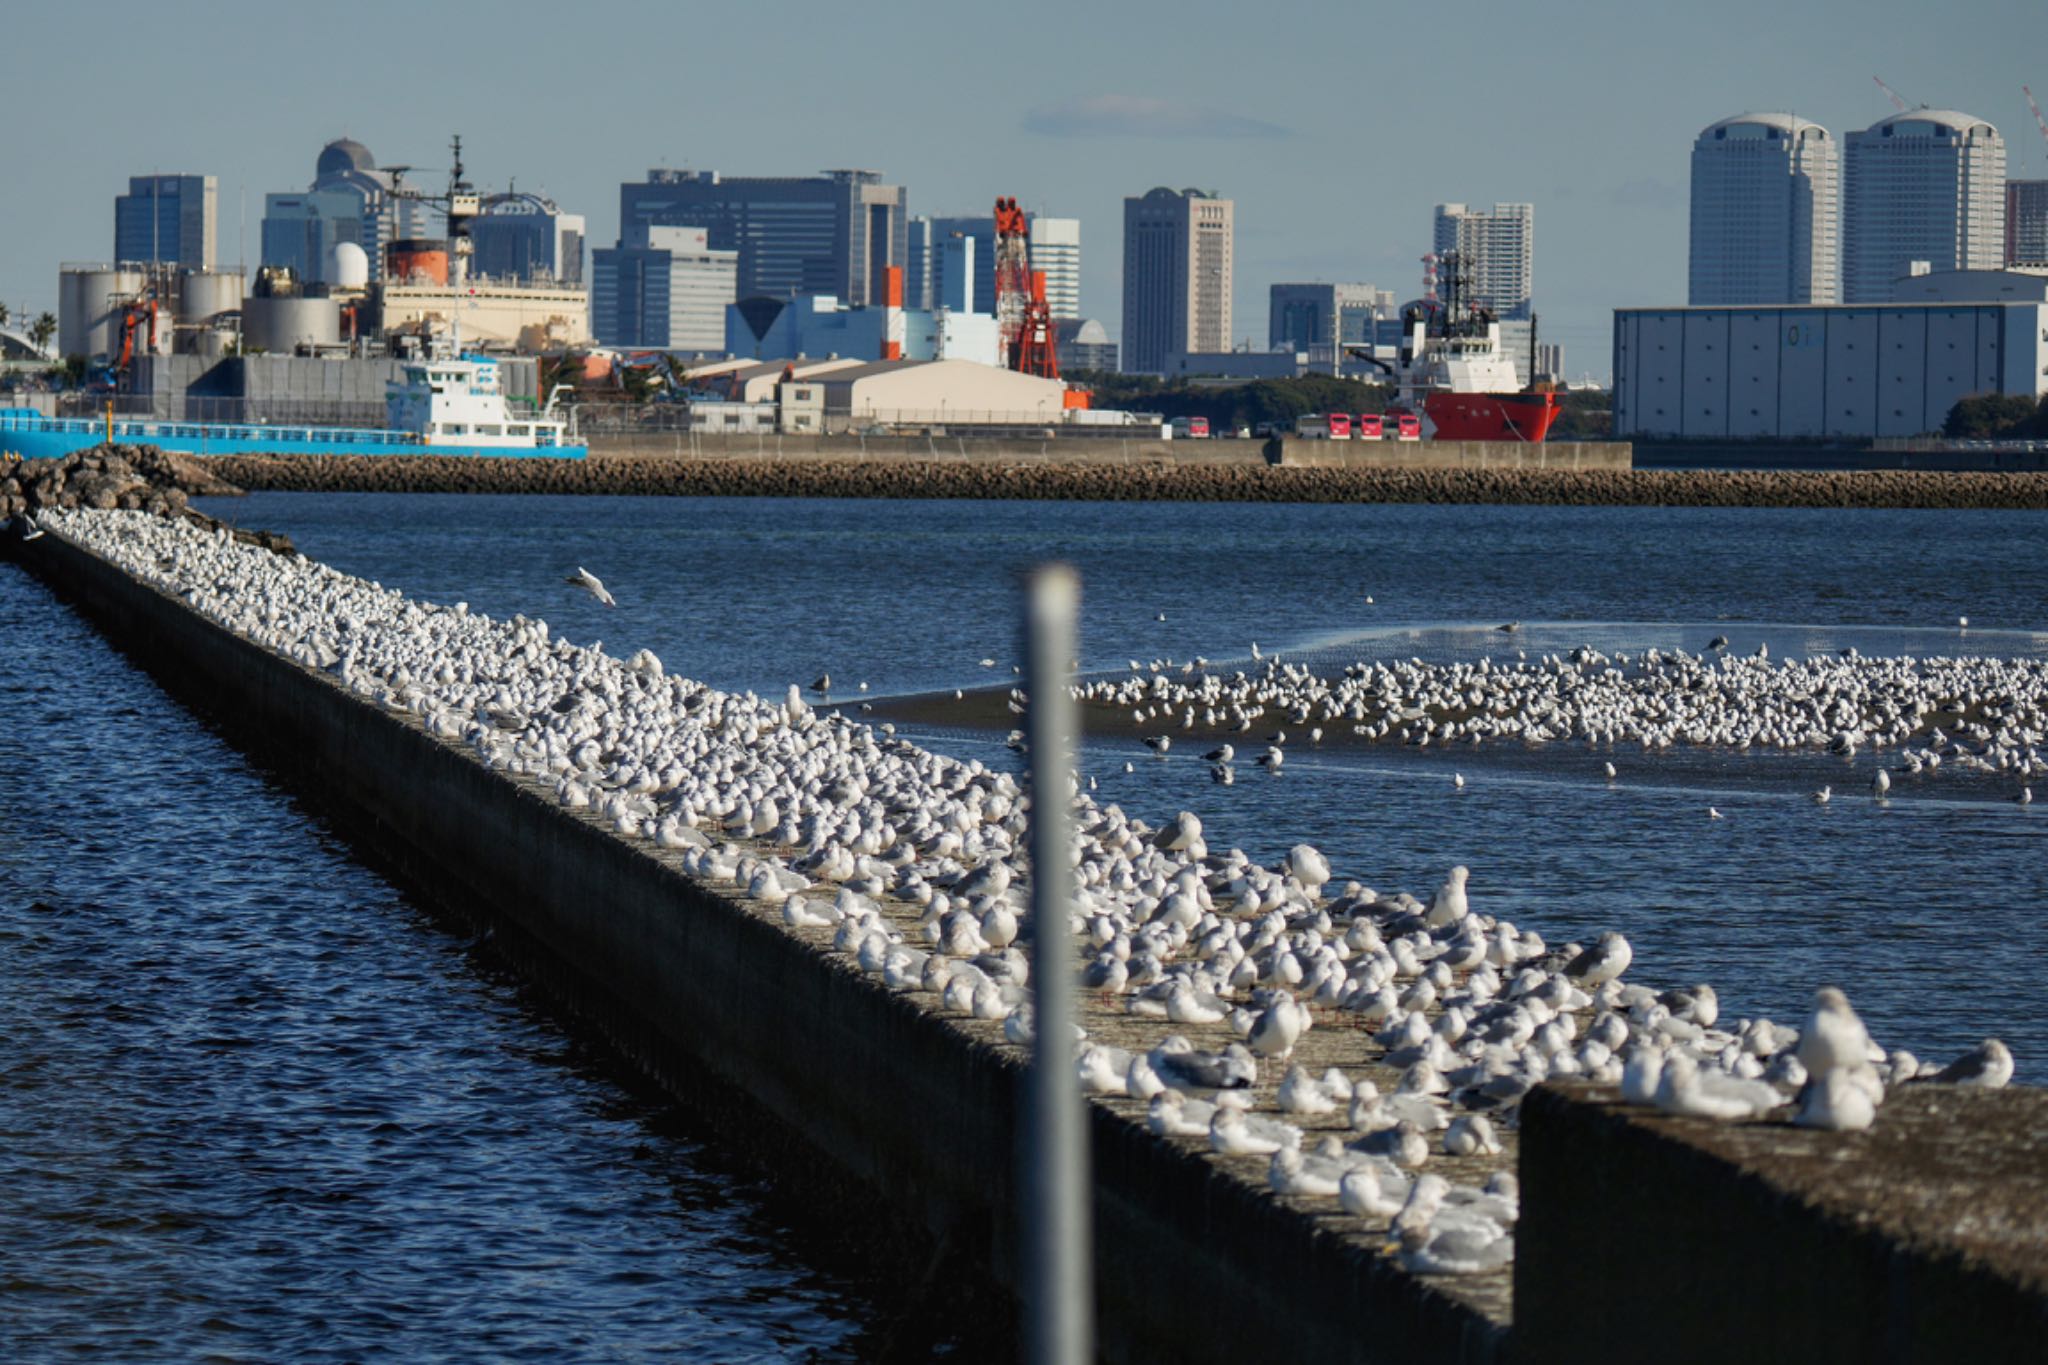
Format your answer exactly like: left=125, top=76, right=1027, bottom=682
left=1707, top=807, right=1724, bottom=819
left=810, top=673, right=832, bottom=693
left=1156, top=612, right=1167, bottom=622
left=1563, top=931, right=1632, bottom=987
left=1811, top=785, right=1832, bottom=804
left=1452, top=772, right=1465, bottom=790
left=564, top=566, right=616, bottom=607
left=1210, top=764, right=1234, bottom=785
left=2018, top=787, right=2034, bottom=806
left=1871, top=769, right=1890, bottom=798
left=1602, top=761, right=1617, bottom=780
left=1202, top=744, right=1235, bottom=763
left=1920, top=1039, right=2014, bottom=1088
left=1144, top=735, right=1171, bottom=757
left=1255, top=746, right=1284, bottom=771
left=1958, top=616, right=1969, bottom=630
left=1707, top=635, right=1729, bottom=651
left=18, top=513, right=44, bottom=541
left=1496, top=622, right=1521, bottom=634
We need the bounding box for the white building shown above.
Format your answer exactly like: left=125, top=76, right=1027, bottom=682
left=1433, top=203, right=1533, bottom=319
left=820, top=357, right=1071, bottom=425
left=1613, top=272, right=2048, bottom=439
left=1689, top=114, right=1838, bottom=305
left=591, top=226, right=738, bottom=351
left=1843, top=111, right=2005, bottom=303
left=1029, top=217, right=1082, bottom=319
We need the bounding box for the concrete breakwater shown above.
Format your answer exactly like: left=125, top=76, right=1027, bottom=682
left=203, top=450, right=2048, bottom=508
left=8, top=506, right=2043, bottom=1363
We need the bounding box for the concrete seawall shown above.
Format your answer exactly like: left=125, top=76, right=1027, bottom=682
left=8, top=527, right=1507, bottom=1365
left=198, top=451, right=2048, bottom=509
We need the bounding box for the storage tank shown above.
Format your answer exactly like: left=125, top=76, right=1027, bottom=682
left=329, top=242, right=371, bottom=290
left=386, top=239, right=449, bottom=286
left=177, top=268, right=245, bottom=326
left=58, top=264, right=150, bottom=358
left=242, top=295, right=341, bottom=352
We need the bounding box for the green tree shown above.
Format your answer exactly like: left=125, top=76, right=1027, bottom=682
left=28, top=312, right=56, bottom=357
left=0, top=300, right=10, bottom=328
left=1943, top=392, right=2040, bottom=439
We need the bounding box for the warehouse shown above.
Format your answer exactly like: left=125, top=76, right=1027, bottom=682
left=816, top=358, right=1071, bottom=426
left=1613, top=272, right=2048, bottom=439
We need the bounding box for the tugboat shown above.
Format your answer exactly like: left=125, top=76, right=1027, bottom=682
left=1353, top=251, right=1560, bottom=443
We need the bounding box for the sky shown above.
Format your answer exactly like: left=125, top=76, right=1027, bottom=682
left=1, top=0, right=2041, bottom=382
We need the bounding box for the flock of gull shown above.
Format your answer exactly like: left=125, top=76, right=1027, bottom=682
left=1075, top=643, right=2048, bottom=798
left=40, top=509, right=2021, bottom=1282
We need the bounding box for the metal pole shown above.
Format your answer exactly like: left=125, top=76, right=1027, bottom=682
left=1023, top=562, right=1091, bottom=1365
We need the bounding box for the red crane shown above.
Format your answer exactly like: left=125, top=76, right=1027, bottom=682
left=2025, top=85, right=2048, bottom=162
left=993, top=196, right=1059, bottom=380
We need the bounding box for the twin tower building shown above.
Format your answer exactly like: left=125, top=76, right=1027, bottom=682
left=1689, top=109, right=2024, bottom=306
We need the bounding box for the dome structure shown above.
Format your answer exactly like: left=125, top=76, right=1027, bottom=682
left=317, top=137, right=377, bottom=180
left=328, top=241, right=370, bottom=289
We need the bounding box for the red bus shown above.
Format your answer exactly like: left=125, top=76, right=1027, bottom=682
left=1394, top=413, right=1422, bottom=441
left=1298, top=412, right=1352, bottom=439
left=1354, top=414, right=1384, bottom=440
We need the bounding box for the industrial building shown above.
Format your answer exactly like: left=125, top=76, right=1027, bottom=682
left=819, top=357, right=1071, bottom=425
left=1611, top=270, right=2048, bottom=439
left=2008, top=180, right=2048, bottom=266
left=114, top=174, right=217, bottom=271
left=1843, top=111, right=2005, bottom=302
left=723, top=289, right=999, bottom=368
left=1688, top=114, right=1839, bottom=305
left=58, top=261, right=243, bottom=362
left=591, top=226, right=738, bottom=350
left=617, top=168, right=908, bottom=307
left=1432, top=203, right=1533, bottom=320
left=1122, top=187, right=1233, bottom=374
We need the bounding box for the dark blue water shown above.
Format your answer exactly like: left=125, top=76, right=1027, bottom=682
left=199, top=494, right=2048, bottom=1079
left=0, top=563, right=951, bottom=1361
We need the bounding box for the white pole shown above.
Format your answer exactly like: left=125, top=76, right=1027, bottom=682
left=1023, top=562, right=1092, bottom=1365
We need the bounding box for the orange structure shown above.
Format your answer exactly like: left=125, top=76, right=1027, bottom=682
left=993, top=196, right=1059, bottom=380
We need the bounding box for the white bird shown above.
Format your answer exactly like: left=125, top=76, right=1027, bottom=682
left=1922, top=1039, right=2014, bottom=1088
left=563, top=566, right=616, bottom=607
left=1452, top=772, right=1466, bottom=790
left=1707, top=807, right=1724, bottom=820
left=1338, top=1166, right=1405, bottom=1220
left=1811, top=785, right=1832, bottom=804
left=1871, top=769, right=1890, bottom=798
left=1794, top=1068, right=1876, bottom=1132
left=1796, top=987, right=1873, bottom=1077
left=1602, top=761, right=1617, bottom=780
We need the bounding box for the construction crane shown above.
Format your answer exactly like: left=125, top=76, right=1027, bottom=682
left=1873, top=75, right=1911, bottom=113
left=992, top=196, right=1059, bottom=380
left=2025, top=86, right=2048, bottom=162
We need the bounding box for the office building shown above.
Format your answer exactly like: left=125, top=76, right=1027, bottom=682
left=2008, top=180, right=2048, bottom=265
left=1432, top=203, right=1533, bottom=319
left=1268, top=282, right=1393, bottom=372
left=904, top=217, right=937, bottom=310
left=1030, top=217, right=1081, bottom=319
left=1122, top=187, right=1233, bottom=373
left=114, top=174, right=217, bottom=270
left=592, top=226, right=738, bottom=351
left=911, top=213, right=1082, bottom=322
left=1613, top=270, right=2048, bottom=439
left=1843, top=111, right=2005, bottom=303
left=261, top=138, right=432, bottom=285
left=470, top=195, right=586, bottom=285
left=1057, top=318, right=1117, bottom=372
left=1688, top=114, right=1838, bottom=304
left=618, top=168, right=907, bottom=306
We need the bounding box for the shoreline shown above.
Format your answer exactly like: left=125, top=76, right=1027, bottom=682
left=195, top=452, right=2048, bottom=510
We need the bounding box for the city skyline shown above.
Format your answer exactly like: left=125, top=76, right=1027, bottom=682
left=0, top=0, right=2040, bottom=381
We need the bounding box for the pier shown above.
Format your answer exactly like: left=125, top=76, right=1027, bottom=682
left=6, top=511, right=2045, bottom=1364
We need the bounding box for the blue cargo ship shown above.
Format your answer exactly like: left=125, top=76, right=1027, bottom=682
left=0, top=355, right=586, bottom=461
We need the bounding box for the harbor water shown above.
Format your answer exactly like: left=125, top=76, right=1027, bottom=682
left=6, top=490, right=2045, bottom=1355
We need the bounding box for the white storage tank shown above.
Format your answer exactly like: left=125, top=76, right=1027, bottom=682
left=328, top=242, right=371, bottom=290
left=242, top=295, right=341, bottom=353
left=58, top=264, right=151, bottom=359
left=177, top=268, right=246, bottom=326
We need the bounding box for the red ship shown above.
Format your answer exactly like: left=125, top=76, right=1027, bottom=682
left=1354, top=250, right=1561, bottom=442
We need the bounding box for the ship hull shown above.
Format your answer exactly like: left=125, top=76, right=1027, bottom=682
left=1422, top=391, right=1560, bottom=443
left=0, top=411, right=586, bottom=461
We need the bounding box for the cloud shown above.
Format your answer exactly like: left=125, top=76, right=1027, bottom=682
left=1610, top=177, right=1682, bottom=209
left=1022, top=94, right=1290, bottom=141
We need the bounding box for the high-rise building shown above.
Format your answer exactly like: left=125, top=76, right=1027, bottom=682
left=617, top=169, right=907, bottom=306
left=1432, top=202, right=1533, bottom=319
left=904, top=217, right=936, bottom=311
left=1843, top=111, right=2005, bottom=302
left=1121, top=187, right=1233, bottom=374
left=591, top=226, right=738, bottom=351
left=1268, top=282, right=1392, bottom=354
left=922, top=216, right=997, bottom=318
left=1688, top=114, right=1839, bottom=305
left=114, top=174, right=217, bottom=269
left=2007, top=180, right=2048, bottom=265
left=470, top=195, right=586, bottom=285
left=1029, top=217, right=1081, bottom=319
left=261, top=139, right=432, bottom=285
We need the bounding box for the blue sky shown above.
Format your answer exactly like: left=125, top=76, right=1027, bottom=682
left=1, top=0, right=2039, bottom=381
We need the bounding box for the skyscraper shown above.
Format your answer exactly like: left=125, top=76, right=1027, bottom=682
left=1688, top=114, right=1838, bottom=304
left=1121, top=187, right=1233, bottom=373
left=261, top=138, right=432, bottom=285
left=910, top=213, right=1082, bottom=322
left=1029, top=217, right=1082, bottom=320
left=1432, top=203, right=1533, bottom=319
left=1268, top=283, right=1392, bottom=353
left=617, top=169, right=907, bottom=307
left=1843, top=111, right=2005, bottom=302
left=591, top=226, right=737, bottom=350
left=2007, top=180, right=2048, bottom=265
left=470, top=195, right=586, bottom=285
left=114, top=174, right=217, bottom=269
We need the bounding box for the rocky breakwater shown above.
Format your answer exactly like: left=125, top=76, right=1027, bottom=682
left=203, top=452, right=2048, bottom=509
left=3, top=444, right=294, bottom=555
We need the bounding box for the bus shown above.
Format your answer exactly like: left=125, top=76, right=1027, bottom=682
left=1354, top=414, right=1384, bottom=440
left=1394, top=413, right=1422, bottom=441
left=1296, top=412, right=1353, bottom=440
left=1169, top=415, right=1211, bottom=439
